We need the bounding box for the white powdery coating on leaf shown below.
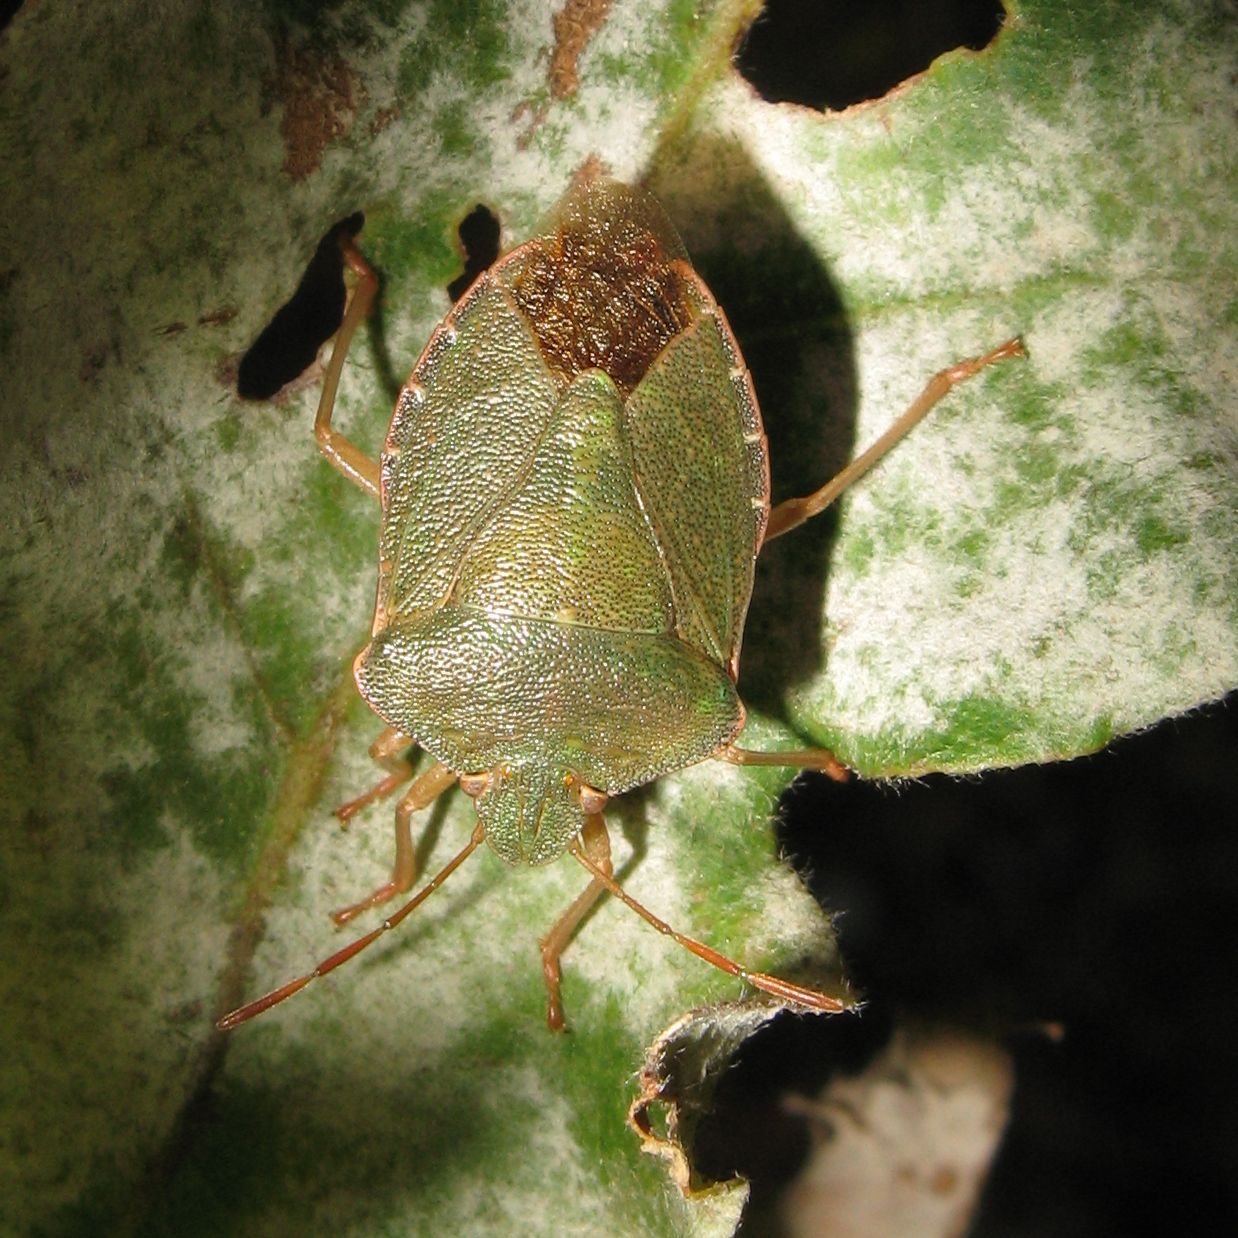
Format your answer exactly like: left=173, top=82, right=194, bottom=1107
left=439, top=1064, right=609, bottom=1233
left=804, top=277, right=1237, bottom=752
left=748, top=861, right=840, bottom=966
left=190, top=388, right=330, bottom=556
left=236, top=770, right=497, bottom=1057
left=818, top=531, right=1063, bottom=738
left=181, top=600, right=266, bottom=758
left=121, top=823, right=234, bottom=1004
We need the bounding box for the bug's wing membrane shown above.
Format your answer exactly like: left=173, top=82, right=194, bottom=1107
left=374, top=272, right=561, bottom=631
left=624, top=282, right=769, bottom=675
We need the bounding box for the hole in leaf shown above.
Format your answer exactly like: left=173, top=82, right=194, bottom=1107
left=236, top=212, right=363, bottom=400
left=447, top=204, right=501, bottom=302
left=761, top=696, right=1238, bottom=1231
left=737, top=0, right=1007, bottom=111
left=692, top=1008, right=891, bottom=1206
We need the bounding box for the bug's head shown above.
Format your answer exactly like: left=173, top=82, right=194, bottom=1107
left=459, top=765, right=608, bottom=866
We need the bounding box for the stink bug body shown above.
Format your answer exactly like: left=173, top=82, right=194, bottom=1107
left=220, top=174, right=1022, bottom=1032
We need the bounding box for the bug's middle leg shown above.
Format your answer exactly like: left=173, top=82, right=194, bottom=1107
left=718, top=742, right=849, bottom=783
left=539, top=814, right=613, bottom=1032
left=331, top=760, right=458, bottom=927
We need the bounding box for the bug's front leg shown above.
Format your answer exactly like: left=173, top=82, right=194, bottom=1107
left=313, top=231, right=382, bottom=500
left=331, top=760, right=458, bottom=927
left=333, top=726, right=417, bottom=824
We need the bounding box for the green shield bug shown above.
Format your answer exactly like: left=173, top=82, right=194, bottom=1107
left=219, top=173, right=1023, bottom=1033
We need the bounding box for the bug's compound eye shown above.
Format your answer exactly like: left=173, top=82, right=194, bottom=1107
left=458, top=771, right=492, bottom=798
left=576, top=783, right=608, bottom=815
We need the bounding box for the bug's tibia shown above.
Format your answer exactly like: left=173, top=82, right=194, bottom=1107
left=765, top=336, right=1026, bottom=540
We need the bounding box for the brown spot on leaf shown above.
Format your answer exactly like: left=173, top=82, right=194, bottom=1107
left=549, top=0, right=613, bottom=98
left=511, top=97, right=550, bottom=149
left=197, top=306, right=237, bottom=328
left=274, top=43, right=359, bottom=181
left=515, top=1, right=611, bottom=145
left=79, top=339, right=115, bottom=383
left=370, top=104, right=400, bottom=136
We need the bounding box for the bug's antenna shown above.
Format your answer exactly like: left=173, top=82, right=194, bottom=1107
left=569, top=838, right=846, bottom=1013
left=217, top=822, right=486, bottom=1031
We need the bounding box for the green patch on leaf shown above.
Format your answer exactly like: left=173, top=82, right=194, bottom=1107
left=397, top=0, right=512, bottom=98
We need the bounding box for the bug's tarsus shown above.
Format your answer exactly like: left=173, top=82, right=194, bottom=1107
left=216, top=822, right=486, bottom=1032
left=568, top=828, right=847, bottom=1016
left=313, top=232, right=382, bottom=500
left=764, top=336, right=1027, bottom=541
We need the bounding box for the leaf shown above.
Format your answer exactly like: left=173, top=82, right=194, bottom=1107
left=0, top=1, right=1232, bottom=1235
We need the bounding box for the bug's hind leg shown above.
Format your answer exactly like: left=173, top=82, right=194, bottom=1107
left=331, top=760, right=458, bottom=928
left=719, top=742, right=849, bottom=783
left=313, top=229, right=382, bottom=500
left=765, top=337, right=1025, bottom=541
left=539, top=814, right=614, bottom=1032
